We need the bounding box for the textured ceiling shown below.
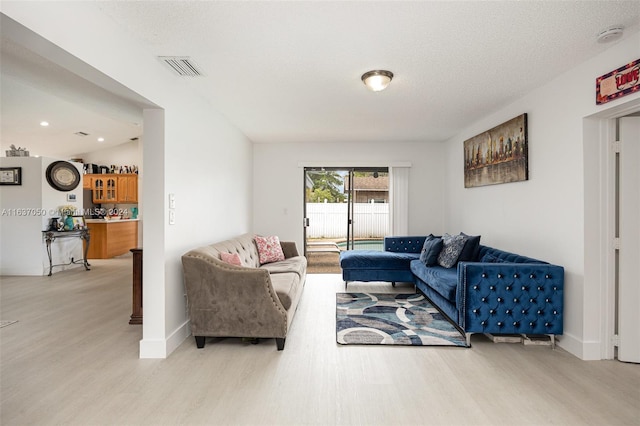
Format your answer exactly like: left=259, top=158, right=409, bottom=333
left=0, top=35, right=143, bottom=158
left=2, top=1, right=640, bottom=157
left=94, top=1, right=640, bottom=144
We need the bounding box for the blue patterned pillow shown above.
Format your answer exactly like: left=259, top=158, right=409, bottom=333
left=437, top=233, right=468, bottom=268
left=419, top=234, right=443, bottom=266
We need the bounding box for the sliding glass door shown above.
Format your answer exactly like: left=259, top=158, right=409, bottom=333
left=345, top=168, right=389, bottom=251
left=303, top=167, right=389, bottom=260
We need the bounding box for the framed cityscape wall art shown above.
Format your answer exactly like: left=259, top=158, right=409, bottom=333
left=463, top=113, right=528, bottom=188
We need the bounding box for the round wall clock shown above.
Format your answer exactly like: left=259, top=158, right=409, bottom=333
left=46, top=161, right=81, bottom=192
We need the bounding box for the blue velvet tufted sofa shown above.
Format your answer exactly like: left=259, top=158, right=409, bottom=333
left=339, top=236, right=564, bottom=346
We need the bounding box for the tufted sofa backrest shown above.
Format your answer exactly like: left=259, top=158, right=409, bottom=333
left=185, top=233, right=262, bottom=268
left=384, top=236, right=428, bottom=253
left=477, top=245, right=546, bottom=264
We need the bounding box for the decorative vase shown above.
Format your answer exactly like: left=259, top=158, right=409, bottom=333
left=64, top=215, right=74, bottom=231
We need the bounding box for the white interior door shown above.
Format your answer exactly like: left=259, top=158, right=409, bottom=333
left=618, top=116, right=640, bottom=363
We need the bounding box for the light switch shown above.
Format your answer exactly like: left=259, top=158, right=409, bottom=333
left=169, top=193, right=176, bottom=209
left=169, top=210, right=176, bottom=225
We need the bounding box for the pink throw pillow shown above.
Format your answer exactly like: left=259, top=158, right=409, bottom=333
left=220, top=252, right=242, bottom=266
left=254, top=235, right=285, bottom=265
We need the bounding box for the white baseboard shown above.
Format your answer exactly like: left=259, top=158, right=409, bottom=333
left=138, top=320, right=191, bottom=359
left=138, top=338, right=167, bottom=359
left=166, top=319, right=191, bottom=355
left=557, top=332, right=604, bottom=360
left=0, top=266, right=47, bottom=276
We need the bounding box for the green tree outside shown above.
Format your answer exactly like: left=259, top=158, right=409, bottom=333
left=306, top=171, right=346, bottom=203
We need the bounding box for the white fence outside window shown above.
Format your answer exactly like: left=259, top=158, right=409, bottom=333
left=306, top=202, right=389, bottom=239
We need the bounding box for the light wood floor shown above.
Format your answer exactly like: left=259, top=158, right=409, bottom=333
left=1, top=255, right=639, bottom=426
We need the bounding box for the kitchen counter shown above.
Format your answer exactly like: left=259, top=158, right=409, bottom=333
left=85, top=218, right=139, bottom=223
left=85, top=219, right=138, bottom=259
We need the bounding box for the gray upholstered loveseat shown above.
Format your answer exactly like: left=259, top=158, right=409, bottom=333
left=181, top=233, right=307, bottom=350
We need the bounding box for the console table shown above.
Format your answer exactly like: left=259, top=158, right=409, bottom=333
left=42, top=229, right=91, bottom=276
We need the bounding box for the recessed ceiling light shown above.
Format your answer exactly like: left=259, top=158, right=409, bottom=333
left=40, top=121, right=49, bottom=127
left=97, top=137, right=105, bottom=142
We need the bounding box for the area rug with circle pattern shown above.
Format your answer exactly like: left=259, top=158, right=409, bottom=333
left=336, top=292, right=468, bottom=347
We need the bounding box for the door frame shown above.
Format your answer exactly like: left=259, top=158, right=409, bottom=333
left=617, top=116, right=640, bottom=362
left=584, top=97, right=640, bottom=360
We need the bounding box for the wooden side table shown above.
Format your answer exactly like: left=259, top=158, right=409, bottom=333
left=129, top=248, right=143, bottom=324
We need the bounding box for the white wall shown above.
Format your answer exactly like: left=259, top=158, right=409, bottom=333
left=81, top=140, right=141, bottom=169
left=0, top=157, right=84, bottom=275
left=1, top=157, right=44, bottom=275
left=1, top=3, right=253, bottom=357
left=253, top=141, right=445, bottom=250
left=442, top=31, right=640, bottom=359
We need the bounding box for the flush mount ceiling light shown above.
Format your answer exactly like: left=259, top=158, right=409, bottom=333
left=597, top=26, right=624, bottom=43
left=361, top=70, right=393, bottom=92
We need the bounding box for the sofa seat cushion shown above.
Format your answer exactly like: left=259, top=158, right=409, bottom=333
left=340, top=250, right=419, bottom=270
left=260, top=256, right=307, bottom=279
left=410, top=260, right=458, bottom=303
left=269, top=271, right=302, bottom=310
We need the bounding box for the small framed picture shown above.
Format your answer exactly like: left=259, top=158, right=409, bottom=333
left=67, top=193, right=77, bottom=202
left=72, top=216, right=86, bottom=229
left=0, top=167, right=22, bottom=185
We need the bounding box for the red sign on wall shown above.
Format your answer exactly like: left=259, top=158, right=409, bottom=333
left=596, top=59, right=640, bottom=105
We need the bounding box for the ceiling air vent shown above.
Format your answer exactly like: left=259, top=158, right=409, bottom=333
left=158, top=56, right=203, bottom=77
left=74, top=131, right=89, bottom=136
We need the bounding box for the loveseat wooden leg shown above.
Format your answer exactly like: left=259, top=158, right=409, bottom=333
left=276, top=338, right=286, bottom=351
left=195, top=336, right=205, bottom=349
